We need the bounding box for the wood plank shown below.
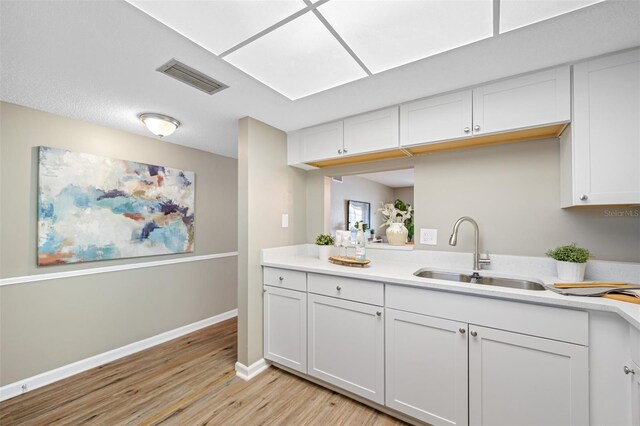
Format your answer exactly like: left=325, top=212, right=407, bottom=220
left=0, top=318, right=406, bottom=425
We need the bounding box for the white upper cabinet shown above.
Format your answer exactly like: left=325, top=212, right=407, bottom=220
left=562, top=49, right=640, bottom=207
left=400, top=90, right=472, bottom=146
left=289, top=120, right=344, bottom=164
left=400, top=66, right=570, bottom=148
left=472, top=66, right=570, bottom=135
left=288, top=107, right=399, bottom=166
left=343, top=106, right=399, bottom=155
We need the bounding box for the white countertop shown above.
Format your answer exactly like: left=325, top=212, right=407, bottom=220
left=262, top=245, right=640, bottom=330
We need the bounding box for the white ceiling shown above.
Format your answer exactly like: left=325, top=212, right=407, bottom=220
left=357, top=169, right=415, bottom=189
left=1, top=0, right=639, bottom=160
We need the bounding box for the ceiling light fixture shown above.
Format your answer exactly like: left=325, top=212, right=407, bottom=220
left=138, top=113, right=181, bottom=137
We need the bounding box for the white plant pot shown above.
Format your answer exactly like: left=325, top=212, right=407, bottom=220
left=386, top=222, right=408, bottom=246
left=317, top=245, right=332, bottom=262
left=556, top=261, right=587, bottom=282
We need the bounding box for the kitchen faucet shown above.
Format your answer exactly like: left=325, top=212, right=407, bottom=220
left=448, top=216, right=491, bottom=271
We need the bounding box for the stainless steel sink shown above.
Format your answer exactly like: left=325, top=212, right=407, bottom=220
left=414, top=268, right=546, bottom=291
left=413, top=270, right=473, bottom=283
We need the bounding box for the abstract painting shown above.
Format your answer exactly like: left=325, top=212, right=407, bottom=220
left=37, top=146, right=195, bottom=265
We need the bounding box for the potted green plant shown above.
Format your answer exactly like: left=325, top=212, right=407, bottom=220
left=315, top=233, right=335, bottom=261
left=546, top=243, right=591, bottom=281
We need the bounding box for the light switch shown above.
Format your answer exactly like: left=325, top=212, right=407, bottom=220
left=420, top=228, right=437, bottom=245
left=281, top=213, right=289, bottom=228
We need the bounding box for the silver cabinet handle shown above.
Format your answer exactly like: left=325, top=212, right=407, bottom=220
left=376, top=311, right=382, bottom=317
left=624, top=365, right=636, bottom=375
left=473, top=125, right=481, bottom=131
left=470, top=330, right=478, bottom=337
left=336, top=285, right=342, bottom=291
left=579, top=194, right=588, bottom=201
left=459, top=328, right=466, bottom=334
left=463, top=127, right=470, bottom=133
left=263, top=288, right=267, bottom=293
left=338, top=149, right=342, bottom=154
left=343, top=148, right=348, bottom=154
left=278, top=276, right=284, bottom=281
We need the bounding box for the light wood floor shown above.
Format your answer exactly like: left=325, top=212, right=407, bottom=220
left=0, top=318, right=406, bottom=425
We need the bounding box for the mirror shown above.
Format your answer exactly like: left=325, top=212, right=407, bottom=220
left=347, top=200, right=370, bottom=231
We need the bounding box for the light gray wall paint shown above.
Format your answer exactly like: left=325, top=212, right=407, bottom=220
left=393, top=187, right=414, bottom=207
left=0, top=102, right=238, bottom=385
left=237, top=117, right=307, bottom=367
left=330, top=176, right=394, bottom=235
left=306, top=139, right=640, bottom=262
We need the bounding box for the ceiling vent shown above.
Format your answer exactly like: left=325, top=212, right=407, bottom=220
left=156, top=59, right=228, bottom=95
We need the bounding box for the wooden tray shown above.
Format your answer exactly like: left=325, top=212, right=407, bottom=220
left=329, top=256, right=371, bottom=267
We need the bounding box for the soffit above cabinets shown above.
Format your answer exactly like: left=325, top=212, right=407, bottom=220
left=126, top=0, right=607, bottom=101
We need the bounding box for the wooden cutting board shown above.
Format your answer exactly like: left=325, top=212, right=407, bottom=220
left=602, top=293, right=640, bottom=304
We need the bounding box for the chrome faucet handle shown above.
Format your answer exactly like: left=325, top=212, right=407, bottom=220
left=479, top=252, right=491, bottom=264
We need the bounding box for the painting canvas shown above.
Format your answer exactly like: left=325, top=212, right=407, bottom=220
left=38, top=146, right=195, bottom=265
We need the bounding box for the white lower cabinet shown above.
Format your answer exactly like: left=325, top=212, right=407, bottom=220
left=307, top=293, right=384, bottom=404
left=631, top=361, right=640, bottom=426
left=386, top=313, right=589, bottom=426
left=386, top=308, right=469, bottom=426
left=468, top=325, right=589, bottom=426
left=263, top=285, right=307, bottom=374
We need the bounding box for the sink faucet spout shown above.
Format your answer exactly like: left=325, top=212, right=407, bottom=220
left=449, top=216, right=491, bottom=271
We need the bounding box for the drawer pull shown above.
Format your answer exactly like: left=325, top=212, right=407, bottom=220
left=459, top=328, right=466, bottom=334
left=336, top=285, right=342, bottom=291
left=624, top=365, right=636, bottom=375
left=376, top=311, right=382, bottom=317
left=470, top=330, right=478, bottom=337
left=278, top=276, right=284, bottom=281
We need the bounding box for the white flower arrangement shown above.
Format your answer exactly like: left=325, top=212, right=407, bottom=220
left=378, top=202, right=413, bottom=228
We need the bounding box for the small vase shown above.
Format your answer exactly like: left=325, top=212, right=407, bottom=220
left=317, top=245, right=332, bottom=261
left=386, top=222, right=408, bottom=246
left=556, top=261, right=587, bottom=282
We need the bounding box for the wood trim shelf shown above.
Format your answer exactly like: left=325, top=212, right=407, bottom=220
left=304, top=123, right=567, bottom=169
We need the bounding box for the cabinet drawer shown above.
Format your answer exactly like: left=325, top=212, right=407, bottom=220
left=308, top=273, right=383, bottom=306
left=387, top=285, right=588, bottom=346
left=264, top=267, right=306, bottom=292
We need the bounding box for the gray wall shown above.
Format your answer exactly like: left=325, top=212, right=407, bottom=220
left=393, top=187, right=414, bottom=207
left=306, top=139, right=640, bottom=262
left=0, top=102, right=238, bottom=385
left=237, top=117, right=307, bottom=367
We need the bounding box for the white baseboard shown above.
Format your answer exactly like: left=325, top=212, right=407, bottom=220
left=235, top=358, right=270, bottom=381
left=0, top=308, right=238, bottom=402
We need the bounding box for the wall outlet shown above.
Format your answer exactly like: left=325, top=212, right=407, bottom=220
left=420, top=228, right=438, bottom=245
left=281, top=214, right=289, bottom=228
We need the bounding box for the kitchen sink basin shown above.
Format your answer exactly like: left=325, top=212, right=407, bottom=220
left=414, top=268, right=546, bottom=291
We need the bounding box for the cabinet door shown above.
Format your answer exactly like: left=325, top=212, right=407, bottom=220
left=263, top=285, right=307, bottom=373
left=468, top=325, right=588, bottom=426
left=291, top=120, right=343, bottom=163
left=632, top=362, right=640, bottom=426
left=572, top=49, right=640, bottom=205
left=472, top=66, right=570, bottom=136
left=307, top=293, right=384, bottom=404
left=344, top=107, right=399, bottom=155
left=400, top=90, right=472, bottom=146
left=386, top=309, right=469, bottom=426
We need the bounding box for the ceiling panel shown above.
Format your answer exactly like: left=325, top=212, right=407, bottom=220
left=318, top=0, right=494, bottom=74
left=125, top=0, right=306, bottom=55
left=224, top=12, right=367, bottom=99
left=500, top=0, right=607, bottom=33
